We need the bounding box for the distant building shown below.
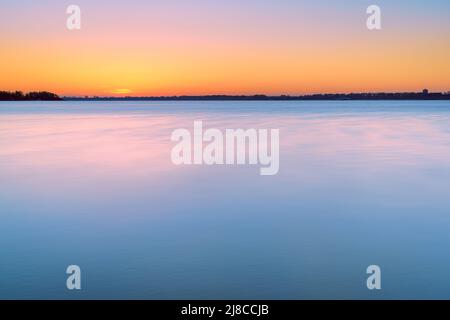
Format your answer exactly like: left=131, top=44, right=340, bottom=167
left=422, top=89, right=429, bottom=95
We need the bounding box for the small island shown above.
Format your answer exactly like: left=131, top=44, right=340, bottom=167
left=0, top=91, right=62, bottom=101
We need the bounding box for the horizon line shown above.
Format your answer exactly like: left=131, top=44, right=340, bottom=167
left=62, top=89, right=450, bottom=99
left=60, top=90, right=450, bottom=101
left=3, top=89, right=450, bottom=101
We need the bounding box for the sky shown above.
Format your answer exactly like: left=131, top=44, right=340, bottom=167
left=0, top=0, right=449, bottom=96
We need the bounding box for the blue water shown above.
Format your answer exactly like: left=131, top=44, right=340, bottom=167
left=1, top=100, right=450, bottom=299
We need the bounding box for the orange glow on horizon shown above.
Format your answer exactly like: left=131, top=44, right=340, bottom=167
left=1, top=2, right=449, bottom=96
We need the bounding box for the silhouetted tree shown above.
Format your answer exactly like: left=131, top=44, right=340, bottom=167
left=0, top=91, right=62, bottom=101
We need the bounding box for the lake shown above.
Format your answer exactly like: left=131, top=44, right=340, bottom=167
left=1, top=100, right=450, bottom=299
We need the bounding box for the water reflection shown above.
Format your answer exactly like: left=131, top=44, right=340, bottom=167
left=1, top=101, right=450, bottom=299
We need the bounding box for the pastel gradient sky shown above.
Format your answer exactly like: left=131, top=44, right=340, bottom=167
left=1, top=0, right=449, bottom=96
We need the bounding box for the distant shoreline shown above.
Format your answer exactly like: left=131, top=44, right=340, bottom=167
left=2, top=90, right=450, bottom=101
left=61, top=90, right=450, bottom=101
left=64, top=94, right=450, bottom=101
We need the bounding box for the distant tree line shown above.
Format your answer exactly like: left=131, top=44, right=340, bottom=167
left=3, top=90, right=450, bottom=101
left=65, top=90, right=450, bottom=101
left=0, top=91, right=62, bottom=101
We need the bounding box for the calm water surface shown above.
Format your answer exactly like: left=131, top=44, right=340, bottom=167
left=1, top=100, right=450, bottom=299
